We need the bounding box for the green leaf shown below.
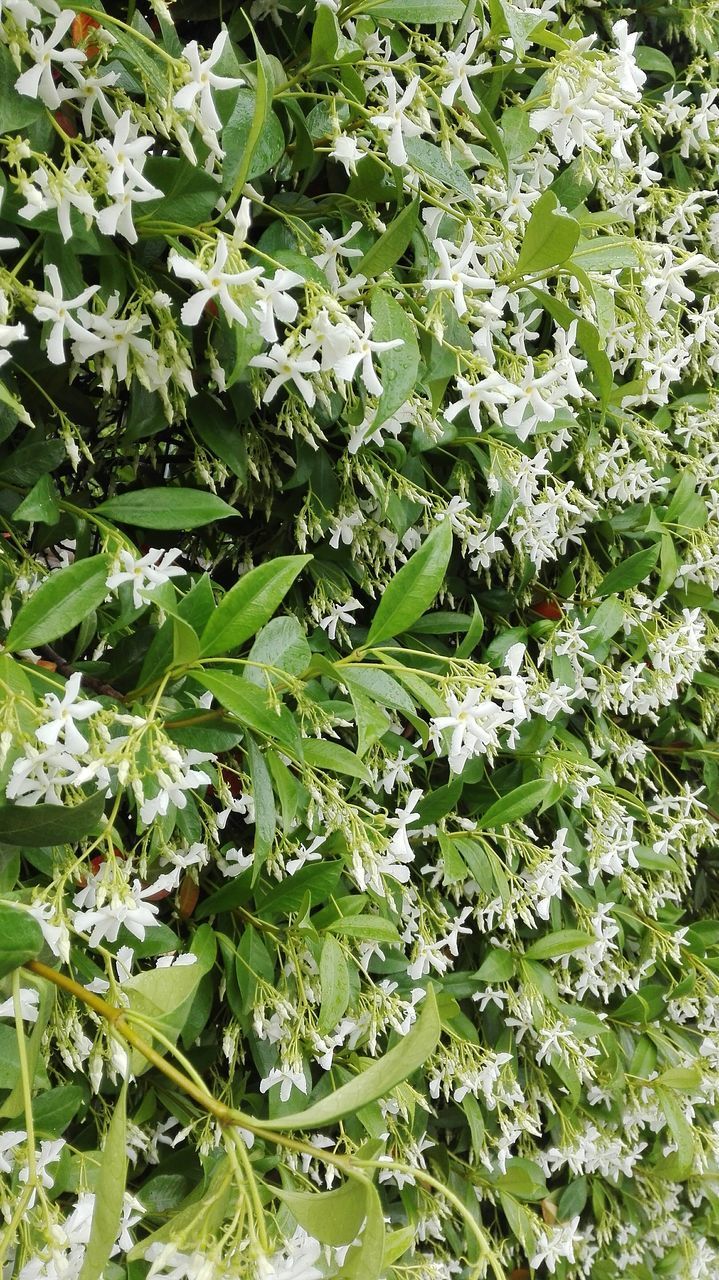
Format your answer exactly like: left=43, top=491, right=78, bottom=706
left=253, top=985, right=441, bottom=1129
left=370, top=290, right=420, bottom=428
left=570, top=235, right=641, bottom=272
left=327, top=914, right=401, bottom=944
left=123, top=929, right=215, bottom=1070
left=319, top=934, right=350, bottom=1034
left=372, top=0, right=465, bottom=19
left=476, top=948, right=515, bottom=982
left=94, top=489, right=236, bottom=530
left=33, top=1084, right=84, bottom=1137
left=357, top=199, right=419, bottom=279
left=78, top=1084, right=127, bottom=1280
left=0, top=974, right=54, bottom=1119
left=596, top=544, right=660, bottom=596
left=302, top=738, right=373, bottom=785
left=479, top=780, right=554, bottom=829
left=200, top=555, right=311, bottom=657
left=189, top=670, right=299, bottom=751
left=657, top=1088, right=695, bottom=1181
left=366, top=520, right=452, bottom=646
left=225, top=31, right=273, bottom=198
left=0, top=792, right=106, bottom=847
left=236, top=923, right=275, bottom=1011
left=404, top=138, right=474, bottom=197
left=0, top=905, right=44, bottom=979
left=245, top=616, right=311, bottom=688
left=13, top=475, right=60, bottom=525
left=137, top=158, right=219, bottom=228
left=247, top=732, right=276, bottom=873
left=524, top=930, right=595, bottom=960
left=6, top=555, right=110, bottom=651
left=495, top=1158, right=548, bottom=1202
left=222, top=90, right=284, bottom=190
left=277, top=1179, right=368, bottom=1247
left=341, top=1179, right=386, bottom=1280
left=515, top=191, right=580, bottom=276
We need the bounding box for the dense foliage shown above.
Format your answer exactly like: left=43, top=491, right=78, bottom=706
left=0, top=0, right=719, bottom=1276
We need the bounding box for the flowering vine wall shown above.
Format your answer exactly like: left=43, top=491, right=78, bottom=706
left=0, top=0, right=718, bottom=1277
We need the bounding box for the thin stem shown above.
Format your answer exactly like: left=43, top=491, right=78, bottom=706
left=13, top=970, right=36, bottom=1188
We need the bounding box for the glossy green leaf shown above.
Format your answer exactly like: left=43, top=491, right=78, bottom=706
left=358, top=199, right=419, bottom=279
left=597, top=544, right=660, bottom=596
left=200, top=556, right=311, bottom=657
left=365, top=520, right=452, bottom=646
left=370, top=289, right=420, bottom=428
left=0, top=905, right=43, bottom=979
left=189, top=670, right=299, bottom=750
left=0, top=792, right=106, bottom=847
left=277, top=1178, right=368, bottom=1247
left=524, top=930, right=595, bottom=961
left=479, top=780, right=554, bottom=829
left=319, top=934, right=350, bottom=1034
left=94, top=489, right=236, bottom=530
left=302, top=738, right=372, bottom=784
left=515, top=190, right=580, bottom=276
left=6, top=556, right=110, bottom=651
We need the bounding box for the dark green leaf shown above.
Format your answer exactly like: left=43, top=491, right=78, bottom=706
left=366, top=520, right=452, bottom=646
left=6, top=556, right=110, bottom=651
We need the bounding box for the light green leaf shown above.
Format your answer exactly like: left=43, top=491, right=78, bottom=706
left=327, top=915, right=401, bottom=944
left=319, top=935, right=350, bottom=1034
left=200, top=556, right=311, bottom=657
left=370, top=290, right=420, bottom=428
left=277, top=1179, right=369, bottom=1247
left=245, top=616, right=311, bottom=688
left=226, top=28, right=272, bottom=200
left=6, top=555, right=110, bottom=651
left=404, top=138, right=474, bottom=197
left=302, top=738, right=373, bottom=784
left=247, top=733, right=276, bottom=874
left=190, top=670, right=299, bottom=750
left=252, top=985, right=440, bottom=1129
left=78, top=1083, right=127, bottom=1280
left=0, top=906, right=43, bottom=979
left=371, top=0, right=465, bottom=18
left=341, top=1179, right=386, bottom=1280
left=366, top=520, right=452, bottom=646
left=515, top=190, right=580, bottom=276
left=524, top=930, right=595, bottom=961
left=358, top=198, right=419, bottom=279
left=94, top=489, right=236, bottom=530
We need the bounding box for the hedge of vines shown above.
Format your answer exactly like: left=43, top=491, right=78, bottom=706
left=0, top=0, right=718, bottom=1277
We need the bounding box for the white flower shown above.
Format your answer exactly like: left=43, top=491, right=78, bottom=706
left=18, top=162, right=96, bottom=244
left=96, top=111, right=162, bottom=199
left=370, top=75, right=423, bottom=167
left=430, top=689, right=513, bottom=772
left=67, top=65, right=119, bottom=134
left=259, top=1064, right=308, bottom=1103
left=444, top=371, right=514, bottom=431
left=35, top=672, right=102, bottom=755
left=318, top=597, right=362, bottom=640
left=0, top=290, right=26, bottom=369
left=440, top=30, right=489, bottom=114
left=32, top=265, right=100, bottom=365
left=106, top=548, right=184, bottom=610
left=330, top=133, right=364, bottom=175
left=256, top=1230, right=323, bottom=1280
left=169, top=236, right=263, bottom=327
left=426, top=224, right=494, bottom=318
left=15, top=12, right=85, bottom=109
left=333, top=311, right=403, bottom=397
left=0, top=1131, right=26, bottom=1175
left=0, top=987, right=39, bottom=1022
left=252, top=268, right=304, bottom=342
left=72, top=875, right=171, bottom=946
left=311, top=221, right=363, bottom=289
left=173, top=30, right=244, bottom=133
left=529, top=1216, right=581, bottom=1273
left=250, top=343, right=320, bottom=407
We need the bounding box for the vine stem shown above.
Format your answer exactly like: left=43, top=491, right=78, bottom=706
left=25, top=959, right=507, bottom=1277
